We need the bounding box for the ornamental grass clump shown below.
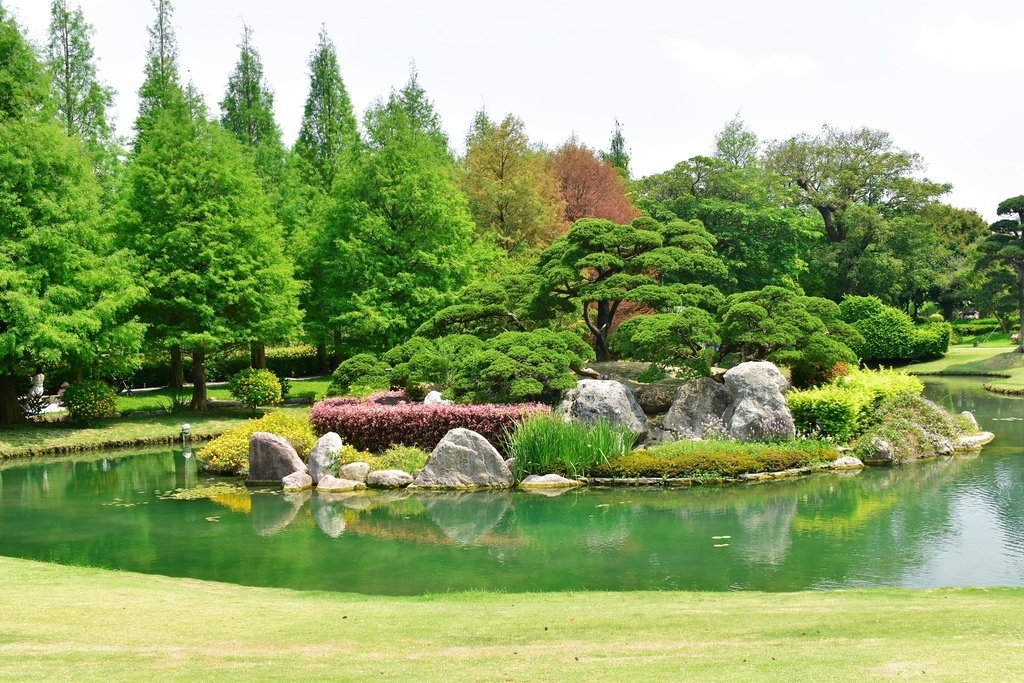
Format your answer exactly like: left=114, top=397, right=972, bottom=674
left=198, top=411, right=316, bottom=475
left=310, top=391, right=549, bottom=453
left=506, top=414, right=637, bottom=479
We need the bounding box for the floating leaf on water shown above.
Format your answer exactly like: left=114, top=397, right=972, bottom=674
left=205, top=516, right=220, bottom=522
left=712, top=535, right=731, bottom=540
left=596, top=504, right=611, bottom=508
left=714, top=543, right=730, bottom=548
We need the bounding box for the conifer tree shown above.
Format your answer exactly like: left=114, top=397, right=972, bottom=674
left=293, top=27, right=358, bottom=192
left=1, top=8, right=144, bottom=423
left=45, top=0, right=119, bottom=179
left=134, top=0, right=183, bottom=148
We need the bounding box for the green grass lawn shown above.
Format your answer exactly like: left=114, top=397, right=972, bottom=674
left=115, top=376, right=332, bottom=413
left=906, top=346, right=1024, bottom=393
left=0, top=406, right=311, bottom=459
left=0, top=556, right=1022, bottom=682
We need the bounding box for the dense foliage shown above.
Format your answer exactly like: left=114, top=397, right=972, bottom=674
left=62, top=379, right=117, bottom=424
left=228, top=368, right=282, bottom=414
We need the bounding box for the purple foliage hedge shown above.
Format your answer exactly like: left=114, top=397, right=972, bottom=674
left=310, top=391, right=551, bottom=453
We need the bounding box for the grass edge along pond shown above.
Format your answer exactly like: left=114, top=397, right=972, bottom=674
left=2, top=555, right=1023, bottom=682
left=907, top=345, right=1024, bottom=394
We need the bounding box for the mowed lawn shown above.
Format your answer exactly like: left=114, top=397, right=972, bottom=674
left=907, top=346, right=1024, bottom=393
left=1, top=556, right=1023, bottom=682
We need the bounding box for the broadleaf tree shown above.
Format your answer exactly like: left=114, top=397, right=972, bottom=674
left=977, top=195, right=1024, bottom=352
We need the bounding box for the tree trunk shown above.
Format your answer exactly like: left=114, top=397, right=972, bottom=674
left=594, top=301, right=613, bottom=362
left=317, top=342, right=329, bottom=375
left=190, top=347, right=208, bottom=411
left=331, top=329, right=343, bottom=368
left=250, top=342, right=266, bottom=369
left=1017, top=267, right=1024, bottom=354
left=0, top=373, right=25, bottom=425
left=169, top=345, right=186, bottom=389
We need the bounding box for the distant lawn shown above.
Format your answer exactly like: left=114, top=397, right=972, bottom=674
left=952, top=331, right=1018, bottom=348
left=115, top=376, right=331, bottom=413
left=1, top=556, right=1022, bottom=682
left=0, top=406, right=311, bottom=460
left=906, top=346, right=1024, bottom=393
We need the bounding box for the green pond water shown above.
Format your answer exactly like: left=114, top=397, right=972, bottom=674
left=1, top=377, right=1022, bottom=594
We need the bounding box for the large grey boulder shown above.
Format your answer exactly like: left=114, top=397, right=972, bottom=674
left=366, top=469, right=414, bottom=489
left=338, top=461, right=370, bottom=482
left=722, top=362, right=795, bottom=442
left=247, top=432, right=308, bottom=484
left=411, top=428, right=513, bottom=489
left=308, top=432, right=343, bottom=484
left=661, top=378, right=732, bottom=441
left=557, top=379, right=648, bottom=440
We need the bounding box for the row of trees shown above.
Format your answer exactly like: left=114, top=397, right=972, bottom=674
left=1, top=0, right=1020, bottom=424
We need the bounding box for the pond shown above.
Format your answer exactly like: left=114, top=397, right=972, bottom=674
left=1, top=377, right=1022, bottom=595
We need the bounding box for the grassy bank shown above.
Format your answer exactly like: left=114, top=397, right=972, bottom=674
left=906, top=346, right=1024, bottom=394
left=0, top=556, right=1022, bottom=682
left=115, top=376, right=331, bottom=413
left=0, top=406, right=311, bottom=460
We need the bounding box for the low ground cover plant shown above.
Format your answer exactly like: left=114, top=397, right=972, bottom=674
left=335, top=443, right=431, bottom=474
left=506, top=414, right=637, bottom=479
left=852, top=394, right=974, bottom=464
left=311, top=391, right=550, bottom=453
left=592, top=439, right=839, bottom=479
left=198, top=411, right=317, bottom=475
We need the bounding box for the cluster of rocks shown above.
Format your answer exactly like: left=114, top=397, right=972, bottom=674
left=247, top=427, right=584, bottom=492
left=557, top=361, right=798, bottom=447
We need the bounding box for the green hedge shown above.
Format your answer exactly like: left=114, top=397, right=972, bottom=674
left=841, top=296, right=951, bottom=361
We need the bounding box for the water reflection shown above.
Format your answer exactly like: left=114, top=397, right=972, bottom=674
left=0, top=377, right=1022, bottom=594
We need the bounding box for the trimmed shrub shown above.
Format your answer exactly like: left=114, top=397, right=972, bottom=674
left=913, top=322, right=952, bottom=358
left=197, top=411, right=317, bottom=475
left=328, top=353, right=392, bottom=397
left=852, top=307, right=917, bottom=361
left=839, top=295, right=888, bottom=324
left=592, top=439, right=838, bottom=479
left=788, top=385, right=865, bottom=441
left=63, top=380, right=117, bottom=424
left=310, top=392, right=550, bottom=453
left=506, top=414, right=637, bottom=479
left=228, top=368, right=282, bottom=414
left=788, top=367, right=924, bottom=441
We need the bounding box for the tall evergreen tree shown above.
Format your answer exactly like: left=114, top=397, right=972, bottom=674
left=220, top=24, right=286, bottom=194
left=134, top=0, right=182, bottom=148
left=45, top=0, right=119, bottom=178
left=293, top=27, right=358, bottom=192
left=601, top=118, right=630, bottom=177
left=313, top=73, right=481, bottom=355
left=1, top=8, right=144, bottom=424
left=119, top=97, right=301, bottom=411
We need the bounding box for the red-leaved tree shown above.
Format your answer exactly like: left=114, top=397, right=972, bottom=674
left=551, top=137, right=638, bottom=225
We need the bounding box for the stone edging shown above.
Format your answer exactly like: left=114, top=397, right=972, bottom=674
left=0, top=433, right=218, bottom=461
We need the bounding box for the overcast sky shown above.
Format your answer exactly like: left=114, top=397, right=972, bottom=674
left=9, top=0, right=1022, bottom=219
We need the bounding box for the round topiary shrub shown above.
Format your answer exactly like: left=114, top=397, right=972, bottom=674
left=63, top=380, right=117, bottom=424
left=228, top=368, right=282, bottom=414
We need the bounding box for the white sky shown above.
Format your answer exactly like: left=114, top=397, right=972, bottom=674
left=9, top=0, right=1022, bottom=220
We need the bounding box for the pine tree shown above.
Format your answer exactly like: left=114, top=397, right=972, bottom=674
left=293, top=27, right=358, bottom=192
left=133, top=0, right=183, bottom=148
left=220, top=24, right=286, bottom=194
left=45, top=0, right=119, bottom=178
